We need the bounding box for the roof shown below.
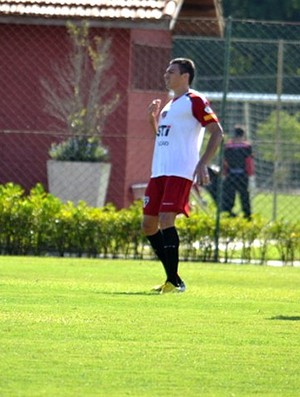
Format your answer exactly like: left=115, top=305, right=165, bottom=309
left=0, top=0, right=182, bottom=27
left=180, top=0, right=222, bottom=19
left=0, top=0, right=223, bottom=33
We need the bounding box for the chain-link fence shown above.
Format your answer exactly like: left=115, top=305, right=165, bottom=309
left=174, top=18, right=300, bottom=225
left=0, top=18, right=300, bottom=225
left=0, top=23, right=172, bottom=210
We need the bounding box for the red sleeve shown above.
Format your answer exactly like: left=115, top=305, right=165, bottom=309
left=245, top=156, right=255, bottom=176
left=189, top=93, right=219, bottom=126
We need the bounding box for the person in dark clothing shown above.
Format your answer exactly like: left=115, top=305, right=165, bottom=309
left=222, top=126, right=254, bottom=219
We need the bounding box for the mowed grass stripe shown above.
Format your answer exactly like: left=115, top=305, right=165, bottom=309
left=0, top=257, right=299, bottom=396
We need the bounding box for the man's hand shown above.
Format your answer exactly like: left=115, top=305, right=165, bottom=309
left=194, top=122, right=223, bottom=185
left=193, top=162, right=210, bottom=186
left=148, top=99, right=161, bottom=119
left=148, top=99, right=161, bottom=134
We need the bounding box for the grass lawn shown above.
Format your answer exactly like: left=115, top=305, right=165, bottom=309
left=201, top=190, right=300, bottom=222
left=1, top=257, right=300, bottom=396
left=253, top=192, right=300, bottom=222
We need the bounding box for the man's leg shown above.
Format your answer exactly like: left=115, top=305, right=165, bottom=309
left=159, top=212, right=180, bottom=287
left=238, top=176, right=251, bottom=219
left=142, top=213, right=183, bottom=288
left=161, top=226, right=180, bottom=286
left=146, top=230, right=170, bottom=279
left=142, top=214, right=173, bottom=283
left=222, top=176, right=236, bottom=216
left=142, top=176, right=188, bottom=292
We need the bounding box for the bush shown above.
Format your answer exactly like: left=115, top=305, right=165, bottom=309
left=0, top=183, right=298, bottom=264
left=49, top=137, right=109, bottom=162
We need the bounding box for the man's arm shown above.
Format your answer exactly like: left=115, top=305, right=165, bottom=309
left=148, top=99, right=161, bottom=134
left=193, top=122, right=224, bottom=186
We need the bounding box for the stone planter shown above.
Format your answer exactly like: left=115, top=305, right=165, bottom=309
left=47, top=160, right=111, bottom=207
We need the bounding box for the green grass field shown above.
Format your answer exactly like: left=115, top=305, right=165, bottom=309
left=252, top=192, right=300, bottom=222
left=1, top=257, right=300, bottom=396
left=201, top=190, right=300, bottom=222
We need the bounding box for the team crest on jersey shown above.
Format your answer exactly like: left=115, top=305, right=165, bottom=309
left=143, top=196, right=150, bottom=208
left=204, top=106, right=213, bottom=114
left=161, top=111, right=168, bottom=118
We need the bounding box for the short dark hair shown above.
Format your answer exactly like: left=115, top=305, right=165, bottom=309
left=170, top=58, right=195, bottom=85
left=234, top=126, right=245, bottom=137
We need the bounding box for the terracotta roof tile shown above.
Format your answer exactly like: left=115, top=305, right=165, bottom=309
left=0, top=0, right=183, bottom=22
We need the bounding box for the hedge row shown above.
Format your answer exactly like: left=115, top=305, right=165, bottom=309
left=0, top=183, right=299, bottom=264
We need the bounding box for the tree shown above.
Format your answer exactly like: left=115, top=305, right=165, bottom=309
left=222, top=0, right=300, bottom=22
left=41, top=21, right=119, bottom=161
left=256, top=110, right=300, bottom=162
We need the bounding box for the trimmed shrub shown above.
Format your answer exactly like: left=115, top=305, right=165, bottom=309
left=0, top=183, right=298, bottom=264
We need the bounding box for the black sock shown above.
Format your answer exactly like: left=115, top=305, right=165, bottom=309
left=147, top=231, right=169, bottom=279
left=162, top=226, right=180, bottom=286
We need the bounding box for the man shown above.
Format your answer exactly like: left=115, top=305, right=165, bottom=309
left=222, top=126, right=255, bottom=219
left=142, top=58, right=224, bottom=294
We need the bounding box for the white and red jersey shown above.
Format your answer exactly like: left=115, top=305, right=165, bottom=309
left=151, top=89, right=219, bottom=181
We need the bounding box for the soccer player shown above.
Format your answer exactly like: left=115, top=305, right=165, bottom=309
left=222, top=126, right=255, bottom=219
left=142, top=58, right=224, bottom=294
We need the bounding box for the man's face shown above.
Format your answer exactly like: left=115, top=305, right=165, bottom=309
left=164, top=63, right=187, bottom=91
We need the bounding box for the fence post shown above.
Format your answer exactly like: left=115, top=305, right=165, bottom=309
left=272, top=39, right=284, bottom=221
left=213, top=16, right=232, bottom=262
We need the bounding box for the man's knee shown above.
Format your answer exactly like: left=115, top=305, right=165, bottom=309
left=142, top=215, right=159, bottom=236
left=159, top=212, right=176, bottom=230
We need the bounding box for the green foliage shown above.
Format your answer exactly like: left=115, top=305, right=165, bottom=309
left=223, top=0, right=300, bottom=22
left=28, top=184, right=62, bottom=255
left=0, top=183, right=31, bottom=255
left=268, top=220, right=300, bottom=264
left=256, top=111, right=300, bottom=162
left=0, top=183, right=299, bottom=264
left=177, top=212, right=215, bottom=262
left=219, top=214, right=242, bottom=263
left=49, top=136, right=109, bottom=162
